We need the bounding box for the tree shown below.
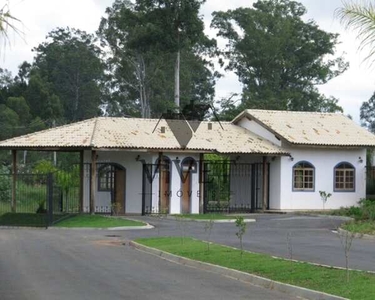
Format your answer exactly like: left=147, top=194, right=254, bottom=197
left=360, top=92, right=375, bottom=132
left=98, top=0, right=217, bottom=118
left=25, top=72, right=63, bottom=126
left=212, top=0, right=347, bottom=114
left=135, top=0, right=212, bottom=109
left=337, top=1, right=375, bottom=63
left=32, top=27, right=105, bottom=122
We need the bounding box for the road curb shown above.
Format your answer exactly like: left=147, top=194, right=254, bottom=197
left=180, top=219, right=256, bottom=223
left=338, top=227, right=375, bottom=241
left=129, top=241, right=347, bottom=300
left=48, top=224, right=154, bottom=230
left=165, top=216, right=256, bottom=223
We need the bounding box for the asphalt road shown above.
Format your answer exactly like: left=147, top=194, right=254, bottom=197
left=124, top=214, right=375, bottom=272
left=0, top=229, right=295, bottom=300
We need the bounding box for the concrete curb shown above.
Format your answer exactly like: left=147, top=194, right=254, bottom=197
left=129, top=241, right=347, bottom=300
left=48, top=224, right=154, bottom=231
left=165, top=216, right=256, bottom=223
left=0, top=224, right=154, bottom=230
left=180, top=219, right=256, bottom=223
left=295, top=213, right=354, bottom=221
left=338, top=227, right=375, bottom=241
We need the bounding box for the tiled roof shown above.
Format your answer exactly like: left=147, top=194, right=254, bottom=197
left=0, top=117, right=287, bottom=155
left=233, top=109, right=375, bottom=147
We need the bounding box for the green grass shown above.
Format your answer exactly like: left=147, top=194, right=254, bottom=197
left=342, top=221, right=375, bottom=235
left=0, top=212, right=47, bottom=227
left=173, top=213, right=240, bottom=220
left=53, top=214, right=146, bottom=228
left=136, top=237, right=375, bottom=300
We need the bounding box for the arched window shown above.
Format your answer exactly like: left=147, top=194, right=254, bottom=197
left=98, top=165, right=115, bottom=191
left=293, top=161, right=315, bottom=191
left=334, top=162, right=355, bottom=192
left=181, top=157, right=197, bottom=173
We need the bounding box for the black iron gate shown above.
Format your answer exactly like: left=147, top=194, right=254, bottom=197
left=142, top=163, right=158, bottom=215
left=203, top=161, right=269, bottom=213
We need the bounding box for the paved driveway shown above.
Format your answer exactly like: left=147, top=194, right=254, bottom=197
left=123, top=214, right=375, bottom=272
left=0, top=229, right=294, bottom=300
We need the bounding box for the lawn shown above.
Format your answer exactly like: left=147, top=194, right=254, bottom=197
left=136, top=237, right=375, bottom=300
left=173, top=213, right=241, bottom=220
left=53, top=214, right=146, bottom=228
left=342, top=221, right=375, bottom=235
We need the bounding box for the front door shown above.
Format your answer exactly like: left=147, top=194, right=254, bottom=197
left=181, top=170, right=191, bottom=214
left=114, top=168, right=125, bottom=214
left=160, top=162, right=170, bottom=213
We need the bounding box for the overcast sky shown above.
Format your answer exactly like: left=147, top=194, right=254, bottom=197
left=2, top=0, right=374, bottom=123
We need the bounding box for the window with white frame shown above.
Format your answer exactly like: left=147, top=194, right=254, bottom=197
left=293, top=161, right=314, bottom=191
left=334, top=162, right=355, bottom=191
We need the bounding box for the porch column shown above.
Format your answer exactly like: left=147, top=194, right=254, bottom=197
left=199, top=153, right=204, bottom=214
left=11, top=150, right=17, bottom=213
left=158, top=152, right=163, bottom=213
left=262, top=156, right=268, bottom=211
left=90, top=150, right=97, bottom=214
left=79, top=150, right=84, bottom=213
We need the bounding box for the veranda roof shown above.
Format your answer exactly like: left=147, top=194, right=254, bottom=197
left=0, top=117, right=288, bottom=155
left=233, top=109, right=375, bottom=147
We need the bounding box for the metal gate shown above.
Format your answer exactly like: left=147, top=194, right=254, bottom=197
left=203, top=161, right=269, bottom=213
left=142, top=163, right=157, bottom=215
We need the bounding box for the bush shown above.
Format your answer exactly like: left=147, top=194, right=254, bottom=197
left=333, top=199, right=375, bottom=221
left=359, top=199, right=375, bottom=221
left=0, top=166, right=11, bottom=203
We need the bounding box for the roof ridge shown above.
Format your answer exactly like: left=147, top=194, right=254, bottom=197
left=90, top=117, right=100, bottom=147
left=246, top=109, right=343, bottom=115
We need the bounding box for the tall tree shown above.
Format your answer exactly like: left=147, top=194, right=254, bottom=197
left=99, top=0, right=217, bottom=118
left=212, top=0, right=347, bottom=116
left=135, top=0, right=211, bottom=109
left=337, top=1, right=375, bottom=63
left=32, top=28, right=105, bottom=122
left=360, top=92, right=375, bottom=132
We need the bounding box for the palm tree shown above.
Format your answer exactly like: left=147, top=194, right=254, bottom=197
left=336, top=1, right=375, bottom=62
left=0, top=3, right=22, bottom=50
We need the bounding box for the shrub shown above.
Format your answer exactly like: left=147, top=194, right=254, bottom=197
left=0, top=166, right=11, bottom=203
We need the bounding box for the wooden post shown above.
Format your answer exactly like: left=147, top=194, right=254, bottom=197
left=90, top=150, right=97, bottom=214
left=199, top=153, right=204, bottom=214
left=262, top=156, right=268, bottom=212
left=158, top=152, right=163, bottom=213
left=11, top=150, right=17, bottom=213
left=79, top=150, right=84, bottom=213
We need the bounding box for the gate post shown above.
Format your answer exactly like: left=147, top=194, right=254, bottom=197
left=46, top=173, right=54, bottom=228
left=262, top=156, right=268, bottom=212
left=90, top=150, right=96, bottom=214
left=199, top=154, right=204, bottom=214
left=11, top=150, right=17, bottom=213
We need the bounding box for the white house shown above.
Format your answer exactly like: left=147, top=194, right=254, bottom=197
left=1, top=109, right=375, bottom=214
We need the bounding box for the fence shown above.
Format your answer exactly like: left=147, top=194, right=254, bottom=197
left=366, top=166, right=375, bottom=196
left=0, top=166, right=81, bottom=227
left=203, top=161, right=269, bottom=213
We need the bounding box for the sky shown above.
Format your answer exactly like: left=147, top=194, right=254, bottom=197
left=1, top=0, right=374, bottom=123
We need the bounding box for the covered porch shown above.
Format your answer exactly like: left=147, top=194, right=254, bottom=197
left=0, top=117, right=289, bottom=220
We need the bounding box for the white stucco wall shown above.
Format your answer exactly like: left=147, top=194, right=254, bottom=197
left=151, top=153, right=200, bottom=214
left=278, top=146, right=366, bottom=210
left=235, top=116, right=367, bottom=210
left=83, top=150, right=153, bottom=214
left=83, top=150, right=200, bottom=214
